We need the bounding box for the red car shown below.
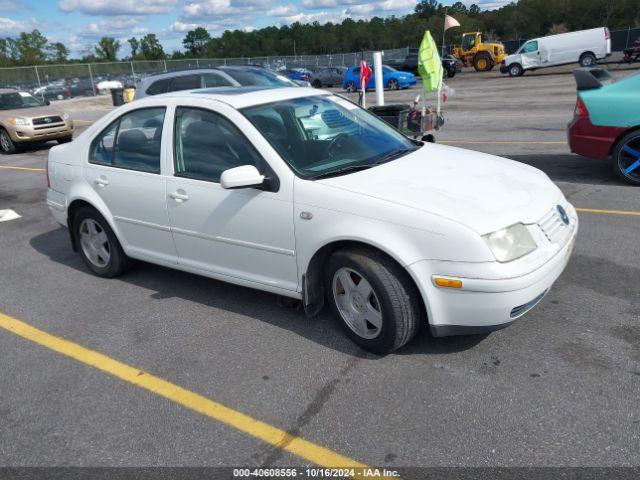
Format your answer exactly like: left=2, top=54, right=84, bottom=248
left=568, top=68, right=640, bottom=185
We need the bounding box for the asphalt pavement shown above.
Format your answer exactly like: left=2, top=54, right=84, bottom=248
left=0, top=67, right=639, bottom=473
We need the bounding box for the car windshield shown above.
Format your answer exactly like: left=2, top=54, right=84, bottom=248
left=242, top=95, right=419, bottom=179
left=223, top=69, right=296, bottom=87
left=0, top=92, right=42, bottom=110
left=383, top=65, right=397, bottom=72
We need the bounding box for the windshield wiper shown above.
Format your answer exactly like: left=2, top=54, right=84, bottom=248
left=310, top=163, right=376, bottom=180
left=373, top=146, right=419, bottom=165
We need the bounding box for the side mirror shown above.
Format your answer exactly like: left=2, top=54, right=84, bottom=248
left=220, top=165, right=265, bottom=189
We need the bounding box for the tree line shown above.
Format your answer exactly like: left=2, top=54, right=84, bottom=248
left=0, top=0, right=637, bottom=67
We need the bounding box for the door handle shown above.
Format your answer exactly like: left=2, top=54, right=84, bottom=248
left=94, top=176, right=109, bottom=187
left=169, top=190, right=189, bottom=202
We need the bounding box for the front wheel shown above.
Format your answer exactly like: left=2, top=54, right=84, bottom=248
left=387, top=78, right=399, bottom=90
left=473, top=52, right=493, bottom=72
left=508, top=63, right=523, bottom=77
left=325, top=248, right=421, bottom=354
left=74, top=206, right=132, bottom=277
left=312, top=79, right=322, bottom=88
left=0, top=129, right=18, bottom=154
left=612, top=130, right=640, bottom=186
left=57, top=135, right=73, bottom=144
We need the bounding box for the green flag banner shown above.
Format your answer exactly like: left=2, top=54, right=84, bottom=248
left=417, top=31, right=443, bottom=93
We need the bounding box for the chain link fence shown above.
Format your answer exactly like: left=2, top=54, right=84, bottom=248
left=0, top=47, right=410, bottom=101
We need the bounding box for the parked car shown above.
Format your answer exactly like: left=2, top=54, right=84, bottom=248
left=387, top=53, right=460, bottom=78
left=134, top=67, right=298, bottom=100
left=33, top=83, right=71, bottom=101
left=310, top=67, right=347, bottom=88
left=46, top=86, right=577, bottom=353
left=568, top=67, right=640, bottom=186
left=501, top=27, right=611, bottom=77
left=343, top=65, right=417, bottom=92
left=68, top=78, right=96, bottom=97
left=281, top=68, right=312, bottom=82
left=0, top=89, right=73, bottom=154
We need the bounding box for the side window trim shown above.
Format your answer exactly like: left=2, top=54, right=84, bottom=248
left=88, top=106, right=166, bottom=175
left=172, top=105, right=279, bottom=192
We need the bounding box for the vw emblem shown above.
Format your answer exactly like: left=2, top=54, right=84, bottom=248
left=44, top=117, right=52, bottom=123
left=557, top=205, right=570, bottom=225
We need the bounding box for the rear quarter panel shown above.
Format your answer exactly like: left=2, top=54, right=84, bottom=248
left=583, top=73, right=640, bottom=128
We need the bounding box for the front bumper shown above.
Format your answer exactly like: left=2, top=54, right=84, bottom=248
left=9, top=120, right=74, bottom=143
left=499, top=65, right=509, bottom=74
left=408, top=207, right=578, bottom=336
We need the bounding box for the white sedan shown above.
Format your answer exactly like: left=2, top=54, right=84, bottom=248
left=46, top=86, right=577, bottom=353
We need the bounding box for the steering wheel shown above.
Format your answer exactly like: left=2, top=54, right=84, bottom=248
left=323, top=133, right=349, bottom=160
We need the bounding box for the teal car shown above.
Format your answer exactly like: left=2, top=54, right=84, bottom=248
left=568, top=67, right=640, bottom=185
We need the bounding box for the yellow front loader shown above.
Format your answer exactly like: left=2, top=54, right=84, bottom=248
left=452, top=32, right=508, bottom=72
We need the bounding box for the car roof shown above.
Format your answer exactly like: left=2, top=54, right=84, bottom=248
left=150, top=86, right=332, bottom=109
left=144, top=68, right=225, bottom=81
left=0, top=88, right=18, bottom=94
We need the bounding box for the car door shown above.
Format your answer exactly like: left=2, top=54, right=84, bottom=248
left=165, top=101, right=298, bottom=293
left=520, top=40, right=541, bottom=69
left=82, top=105, right=177, bottom=264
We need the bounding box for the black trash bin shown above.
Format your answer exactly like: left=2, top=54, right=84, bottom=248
left=110, top=88, right=124, bottom=107
left=368, top=103, right=411, bottom=130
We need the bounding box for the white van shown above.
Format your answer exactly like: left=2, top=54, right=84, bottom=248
left=501, top=27, right=611, bottom=77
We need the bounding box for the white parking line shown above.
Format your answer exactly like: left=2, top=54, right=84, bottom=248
left=0, top=209, right=21, bottom=222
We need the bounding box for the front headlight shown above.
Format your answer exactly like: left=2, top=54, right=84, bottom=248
left=9, top=117, right=31, bottom=126
left=482, top=223, right=537, bottom=262
left=62, top=112, right=70, bottom=120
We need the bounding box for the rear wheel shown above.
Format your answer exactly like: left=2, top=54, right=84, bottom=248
left=325, top=248, right=421, bottom=354
left=612, top=130, right=640, bottom=186
left=0, top=128, right=17, bottom=154
left=74, top=206, right=132, bottom=277
left=312, top=79, right=322, bottom=88
left=345, top=81, right=356, bottom=92
left=473, top=52, right=493, bottom=72
left=579, top=52, right=596, bottom=67
left=508, top=63, right=523, bottom=77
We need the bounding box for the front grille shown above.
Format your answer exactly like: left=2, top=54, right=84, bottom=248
left=538, top=207, right=572, bottom=245
left=510, top=289, right=548, bottom=319
left=32, top=116, right=63, bottom=126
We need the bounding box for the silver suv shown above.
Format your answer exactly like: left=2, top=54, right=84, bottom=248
left=134, top=67, right=298, bottom=100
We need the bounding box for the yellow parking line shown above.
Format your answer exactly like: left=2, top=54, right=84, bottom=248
left=439, top=140, right=566, bottom=145
left=576, top=208, right=640, bottom=217
left=0, top=165, right=45, bottom=172
left=0, top=311, right=372, bottom=476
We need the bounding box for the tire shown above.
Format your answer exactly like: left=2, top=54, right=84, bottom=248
left=73, top=206, right=132, bottom=277
left=312, top=79, right=322, bottom=88
left=0, top=128, right=17, bottom=154
left=345, top=81, right=356, bottom=92
left=447, top=67, right=456, bottom=78
left=57, top=135, right=73, bottom=144
left=324, top=248, right=421, bottom=354
left=579, top=52, right=596, bottom=67
left=473, top=52, right=493, bottom=72
left=612, top=130, right=640, bottom=186
left=508, top=63, right=523, bottom=77
left=387, top=78, right=399, bottom=90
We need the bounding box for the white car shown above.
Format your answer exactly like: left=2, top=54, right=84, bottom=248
left=46, top=87, right=577, bottom=353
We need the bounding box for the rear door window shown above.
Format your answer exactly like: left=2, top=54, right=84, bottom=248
left=169, top=74, right=202, bottom=92
left=89, top=107, right=166, bottom=174
left=202, top=73, right=233, bottom=88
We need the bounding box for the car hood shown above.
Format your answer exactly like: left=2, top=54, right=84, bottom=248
left=0, top=106, right=64, bottom=119
left=316, top=143, right=561, bottom=235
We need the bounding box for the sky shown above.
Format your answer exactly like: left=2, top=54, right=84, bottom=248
left=0, top=0, right=511, bottom=58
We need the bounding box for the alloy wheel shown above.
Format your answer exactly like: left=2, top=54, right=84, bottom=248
left=0, top=132, right=11, bottom=152
left=617, top=135, right=640, bottom=184
left=389, top=79, right=399, bottom=90
left=79, top=218, right=111, bottom=268
left=332, top=267, right=383, bottom=339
